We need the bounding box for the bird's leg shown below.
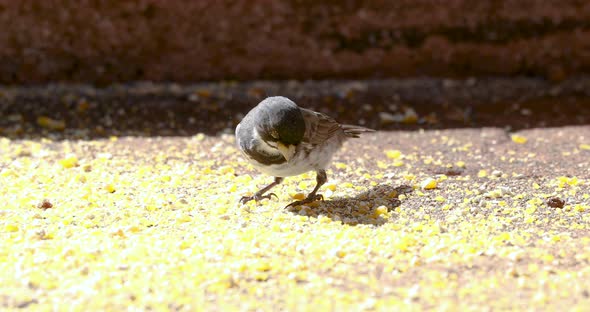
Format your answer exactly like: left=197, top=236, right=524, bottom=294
left=286, top=169, right=327, bottom=208
left=240, top=177, right=283, bottom=204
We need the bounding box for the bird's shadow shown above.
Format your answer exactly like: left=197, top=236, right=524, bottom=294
left=287, top=184, right=413, bottom=226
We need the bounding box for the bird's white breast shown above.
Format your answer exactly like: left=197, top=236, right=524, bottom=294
left=251, top=134, right=343, bottom=177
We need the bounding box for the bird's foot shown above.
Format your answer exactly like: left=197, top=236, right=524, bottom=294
left=285, top=193, right=324, bottom=208
left=239, top=193, right=278, bottom=205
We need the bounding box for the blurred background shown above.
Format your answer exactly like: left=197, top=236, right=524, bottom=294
left=1, top=0, right=590, bottom=138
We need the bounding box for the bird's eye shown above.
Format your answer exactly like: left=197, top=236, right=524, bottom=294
left=269, top=130, right=279, bottom=141
left=258, top=125, right=280, bottom=142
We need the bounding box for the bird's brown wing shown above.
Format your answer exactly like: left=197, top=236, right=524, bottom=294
left=340, top=124, right=375, bottom=138
left=299, top=108, right=343, bottom=146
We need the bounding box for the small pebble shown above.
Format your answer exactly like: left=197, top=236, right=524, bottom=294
left=547, top=197, right=565, bottom=209
left=37, top=199, right=53, bottom=210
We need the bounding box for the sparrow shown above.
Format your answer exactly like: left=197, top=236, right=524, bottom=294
left=235, top=96, right=374, bottom=208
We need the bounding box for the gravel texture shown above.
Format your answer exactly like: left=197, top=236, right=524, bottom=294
left=1, top=80, right=590, bottom=310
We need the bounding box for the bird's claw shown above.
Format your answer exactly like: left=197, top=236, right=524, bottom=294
left=285, top=194, right=324, bottom=208
left=239, top=192, right=278, bottom=205
left=263, top=193, right=279, bottom=201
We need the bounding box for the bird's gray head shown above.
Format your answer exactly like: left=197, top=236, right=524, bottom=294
left=236, top=96, right=306, bottom=163
left=250, top=96, right=305, bottom=145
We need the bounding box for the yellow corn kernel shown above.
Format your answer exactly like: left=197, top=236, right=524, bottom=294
left=511, top=135, right=527, bottom=144
left=59, top=156, right=78, bottom=168
left=420, top=178, right=437, bottom=190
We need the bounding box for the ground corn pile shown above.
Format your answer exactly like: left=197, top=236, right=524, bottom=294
left=1, top=128, right=590, bottom=310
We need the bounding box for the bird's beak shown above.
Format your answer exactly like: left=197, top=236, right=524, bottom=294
left=277, top=142, right=296, bottom=161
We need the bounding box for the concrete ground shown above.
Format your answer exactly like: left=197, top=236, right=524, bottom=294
left=1, top=79, right=589, bottom=310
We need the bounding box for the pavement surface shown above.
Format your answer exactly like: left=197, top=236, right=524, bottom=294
left=1, top=79, right=589, bottom=310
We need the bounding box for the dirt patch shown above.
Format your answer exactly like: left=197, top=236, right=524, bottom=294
left=1, top=78, right=590, bottom=140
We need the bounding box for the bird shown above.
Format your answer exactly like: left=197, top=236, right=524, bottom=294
left=235, top=96, right=375, bottom=208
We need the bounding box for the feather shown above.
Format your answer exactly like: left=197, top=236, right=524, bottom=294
left=341, top=124, right=375, bottom=138
left=299, top=108, right=343, bottom=146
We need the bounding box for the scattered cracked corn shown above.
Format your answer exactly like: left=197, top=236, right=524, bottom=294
left=511, top=134, right=528, bottom=144
left=0, top=130, right=589, bottom=311
left=402, top=109, right=419, bottom=123
left=334, top=162, right=347, bottom=169
left=291, top=193, right=306, bottom=200
left=393, top=160, right=404, bottom=167
left=374, top=205, right=388, bottom=216
left=420, top=178, right=437, bottom=190
left=385, top=149, right=402, bottom=159
left=58, top=156, right=79, bottom=168
left=435, top=195, right=446, bottom=202
left=176, top=215, right=192, bottom=223
left=5, top=224, right=19, bottom=232
left=331, top=248, right=347, bottom=258
left=104, top=184, right=116, bottom=193
left=557, top=176, right=579, bottom=187
left=404, top=174, right=416, bottom=181
left=298, top=181, right=309, bottom=189
left=36, top=116, right=66, bottom=131
left=574, top=204, right=587, bottom=212
left=341, top=182, right=354, bottom=188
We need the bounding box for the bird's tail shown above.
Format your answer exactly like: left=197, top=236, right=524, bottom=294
left=341, top=124, right=376, bottom=138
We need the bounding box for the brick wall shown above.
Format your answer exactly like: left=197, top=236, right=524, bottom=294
left=0, top=0, right=589, bottom=83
